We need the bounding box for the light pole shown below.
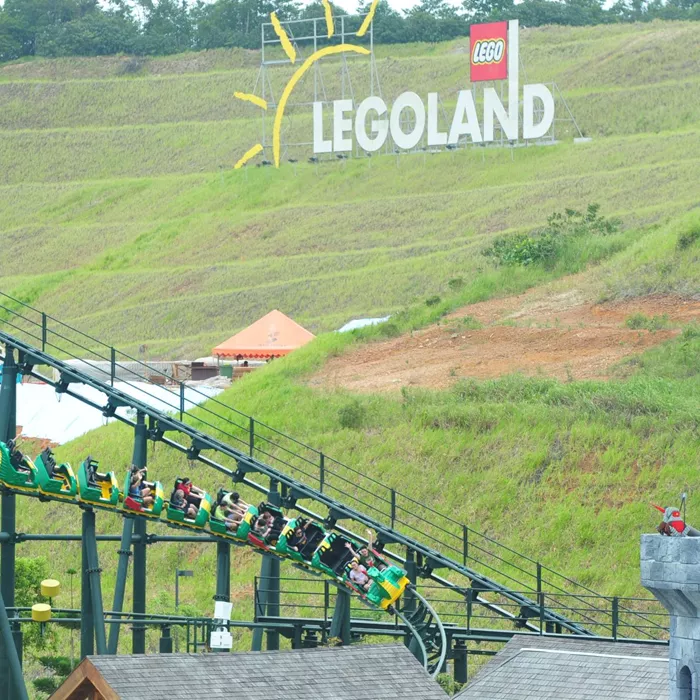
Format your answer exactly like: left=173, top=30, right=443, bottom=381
left=174, top=569, right=193, bottom=652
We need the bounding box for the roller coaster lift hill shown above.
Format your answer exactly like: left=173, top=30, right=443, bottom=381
left=0, top=293, right=668, bottom=698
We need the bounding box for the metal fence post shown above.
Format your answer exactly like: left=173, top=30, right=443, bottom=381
left=462, top=526, right=469, bottom=566
left=390, top=489, right=396, bottom=529
left=41, top=313, right=47, bottom=353
left=612, top=597, right=619, bottom=640
left=538, top=591, right=545, bottom=634
left=249, top=417, right=255, bottom=457
left=179, top=383, right=185, bottom=421
left=536, top=562, right=542, bottom=594
left=319, top=453, right=325, bottom=493
left=110, top=348, right=116, bottom=386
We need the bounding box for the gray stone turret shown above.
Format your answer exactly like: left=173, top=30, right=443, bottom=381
left=642, top=534, right=700, bottom=700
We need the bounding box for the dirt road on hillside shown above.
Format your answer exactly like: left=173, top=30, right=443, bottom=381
left=310, top=292, right=699, bottom=392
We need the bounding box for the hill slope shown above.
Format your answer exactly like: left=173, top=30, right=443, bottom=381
left=1, top=21, right=699, bottom=358
left=1, top=23, right=699, bottom=688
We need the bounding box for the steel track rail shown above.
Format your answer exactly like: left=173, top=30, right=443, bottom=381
left=1, top=333, right=593, bottom=635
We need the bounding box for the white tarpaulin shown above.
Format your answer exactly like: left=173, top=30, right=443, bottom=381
left=15, top=381, right=222, bottom=445
left=337, top=316, right=390, bottom=333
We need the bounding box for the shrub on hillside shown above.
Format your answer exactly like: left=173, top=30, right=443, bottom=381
left=677, top=224, right=700, bottom=250
left=625, top=313, right=671, bottom=331
left=338, top=399, right=365, bottom=429
left=483, top=204, right=620, bottom=268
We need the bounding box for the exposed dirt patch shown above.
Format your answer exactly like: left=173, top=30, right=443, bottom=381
left=310, top=290, right=699, bottom=393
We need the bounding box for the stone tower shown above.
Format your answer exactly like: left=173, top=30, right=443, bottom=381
left=642, top=534, right=700, bottom=700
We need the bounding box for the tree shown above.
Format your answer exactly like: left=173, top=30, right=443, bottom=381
left=37, top=10, right=139, bottom=56
left=15, top=556, right=57, bottom=653
left=0, top=12, right=31, bottom=61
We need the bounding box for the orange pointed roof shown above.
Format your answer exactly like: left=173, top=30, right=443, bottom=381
left=213, top=310, right=315, bottom=359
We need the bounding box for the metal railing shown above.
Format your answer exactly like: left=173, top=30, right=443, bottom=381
left=253, top=576, right=669, bottom=642
left=0, top=291, right=668, bottom=640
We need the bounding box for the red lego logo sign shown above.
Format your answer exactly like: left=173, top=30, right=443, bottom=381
left=470, top=21, right=508, bottom=82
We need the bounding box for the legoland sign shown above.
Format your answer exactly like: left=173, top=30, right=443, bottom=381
left=312, top=20, right=555, bottom=156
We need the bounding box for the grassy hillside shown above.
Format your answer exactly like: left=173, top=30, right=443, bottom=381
left=1, top=21, right=699, bottom=358
left=9, top=214, right=693, bottom=673
left=2, top=22, right=699, bottom=694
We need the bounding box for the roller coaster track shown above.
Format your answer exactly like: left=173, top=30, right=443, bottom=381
left=0, top=293, right=668, bottom=655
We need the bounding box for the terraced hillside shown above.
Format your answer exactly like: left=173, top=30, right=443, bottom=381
left=1, top=20, right=699, bottom=358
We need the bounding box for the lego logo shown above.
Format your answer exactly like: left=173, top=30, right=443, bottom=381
left=471, top=38, right=505, bottom=65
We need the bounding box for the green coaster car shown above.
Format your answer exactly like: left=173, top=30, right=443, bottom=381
left=276, top=517, right=327, bottom=563
left=122, top=468, right=165, bottom=518
left=210, top=498, right=259, bottom=542
left=312, top=532, right=357, bottom=579
left=77, top=456, right=120, bottom=506
left=248, top=502, right=287, bottom=547
left=0, top=440, right=39, bottom=492
left=361, top=565, right=411, bottom=610
left=166, top=478, right=213, bottom=529
left=35, top=448, right=77, bottom=499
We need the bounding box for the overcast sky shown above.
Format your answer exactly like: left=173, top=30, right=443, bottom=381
left=330, top=0, right=465, bottom=15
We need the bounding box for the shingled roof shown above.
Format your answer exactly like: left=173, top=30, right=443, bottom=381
left=455, top=636, right=669, bottom=700
left=54, top=644, right=448, bottom=700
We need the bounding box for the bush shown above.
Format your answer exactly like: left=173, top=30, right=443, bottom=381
left=425, top=295, right=442, bottom=307
left=484, top=231, right=560, bottom=267
left=682, top=323, right=700, bottom=341
left=378, top=322, right=401, bottom=338
left=447, top=277, right=465, bottom=291
left=625, top=313, right=670, bottom=331
left=338, top=400, right=365, bottom=429
left=484, top=204, right=620, bottom=268
left=677, top=224, right=700, bottom=250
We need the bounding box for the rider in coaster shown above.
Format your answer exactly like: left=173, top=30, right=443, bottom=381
left=130, top=466, right=154, bottom=508
left=253, top=510, right=274, bottom=538
left=344, top=529, right=386, bottom=571
left=288, top=524, right=309, bottom=553
left=171, top=488, right=198, bottom=519
left=222, top=491, right=250, bottom=516
left=348, top=558, right=372, bottom=591
left=180, top=478, right=205, bottom=506
left=213, top=496, right=244, bottom=532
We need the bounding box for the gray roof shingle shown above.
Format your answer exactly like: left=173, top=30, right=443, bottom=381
left=455, top=636, right=669, bottom=700
left=87, top=643, right=449, bottom=700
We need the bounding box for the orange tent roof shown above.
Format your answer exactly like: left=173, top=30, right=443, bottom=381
left=212, top=310, right=315, bottom=359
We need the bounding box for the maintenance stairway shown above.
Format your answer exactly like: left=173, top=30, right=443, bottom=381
left=0, top=292, right=668, bottom=668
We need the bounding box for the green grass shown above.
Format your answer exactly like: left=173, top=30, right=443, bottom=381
left=0, top=21, right=698, bottom=356
left=1, top=23, right=700, bottom=685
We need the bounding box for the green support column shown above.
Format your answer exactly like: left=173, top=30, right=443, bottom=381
left=159, top=626, right=173, bottom=653
left=0, top=345, right=17, bottom=445
left=0, top=590, right=28, bottom=700
left=403, top=549, right=417, bottom=614
left=329, top=587, right=351, bottom=645
left=80, top=528, right=94, bottom=658
left=107, top=516, right=134, bottom=654
left=453, top=639, right=468, bottom=685
left=251, top=479, right=281, bottom=652
left=132, top=413, right=147, bottom=654
left=0, top=347, right=18, bottom=675
left=213, top=541, right=230, bottom=653
left=266, top=480, right=280, bottom=651
left=83, top=509, right=107, bottom=654
left=403, top=549, right=417, bottom=649
left=251, top=558, right=270, bottom=652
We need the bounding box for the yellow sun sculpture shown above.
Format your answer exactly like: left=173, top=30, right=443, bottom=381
left=233, top=1, right=379, bottom=169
